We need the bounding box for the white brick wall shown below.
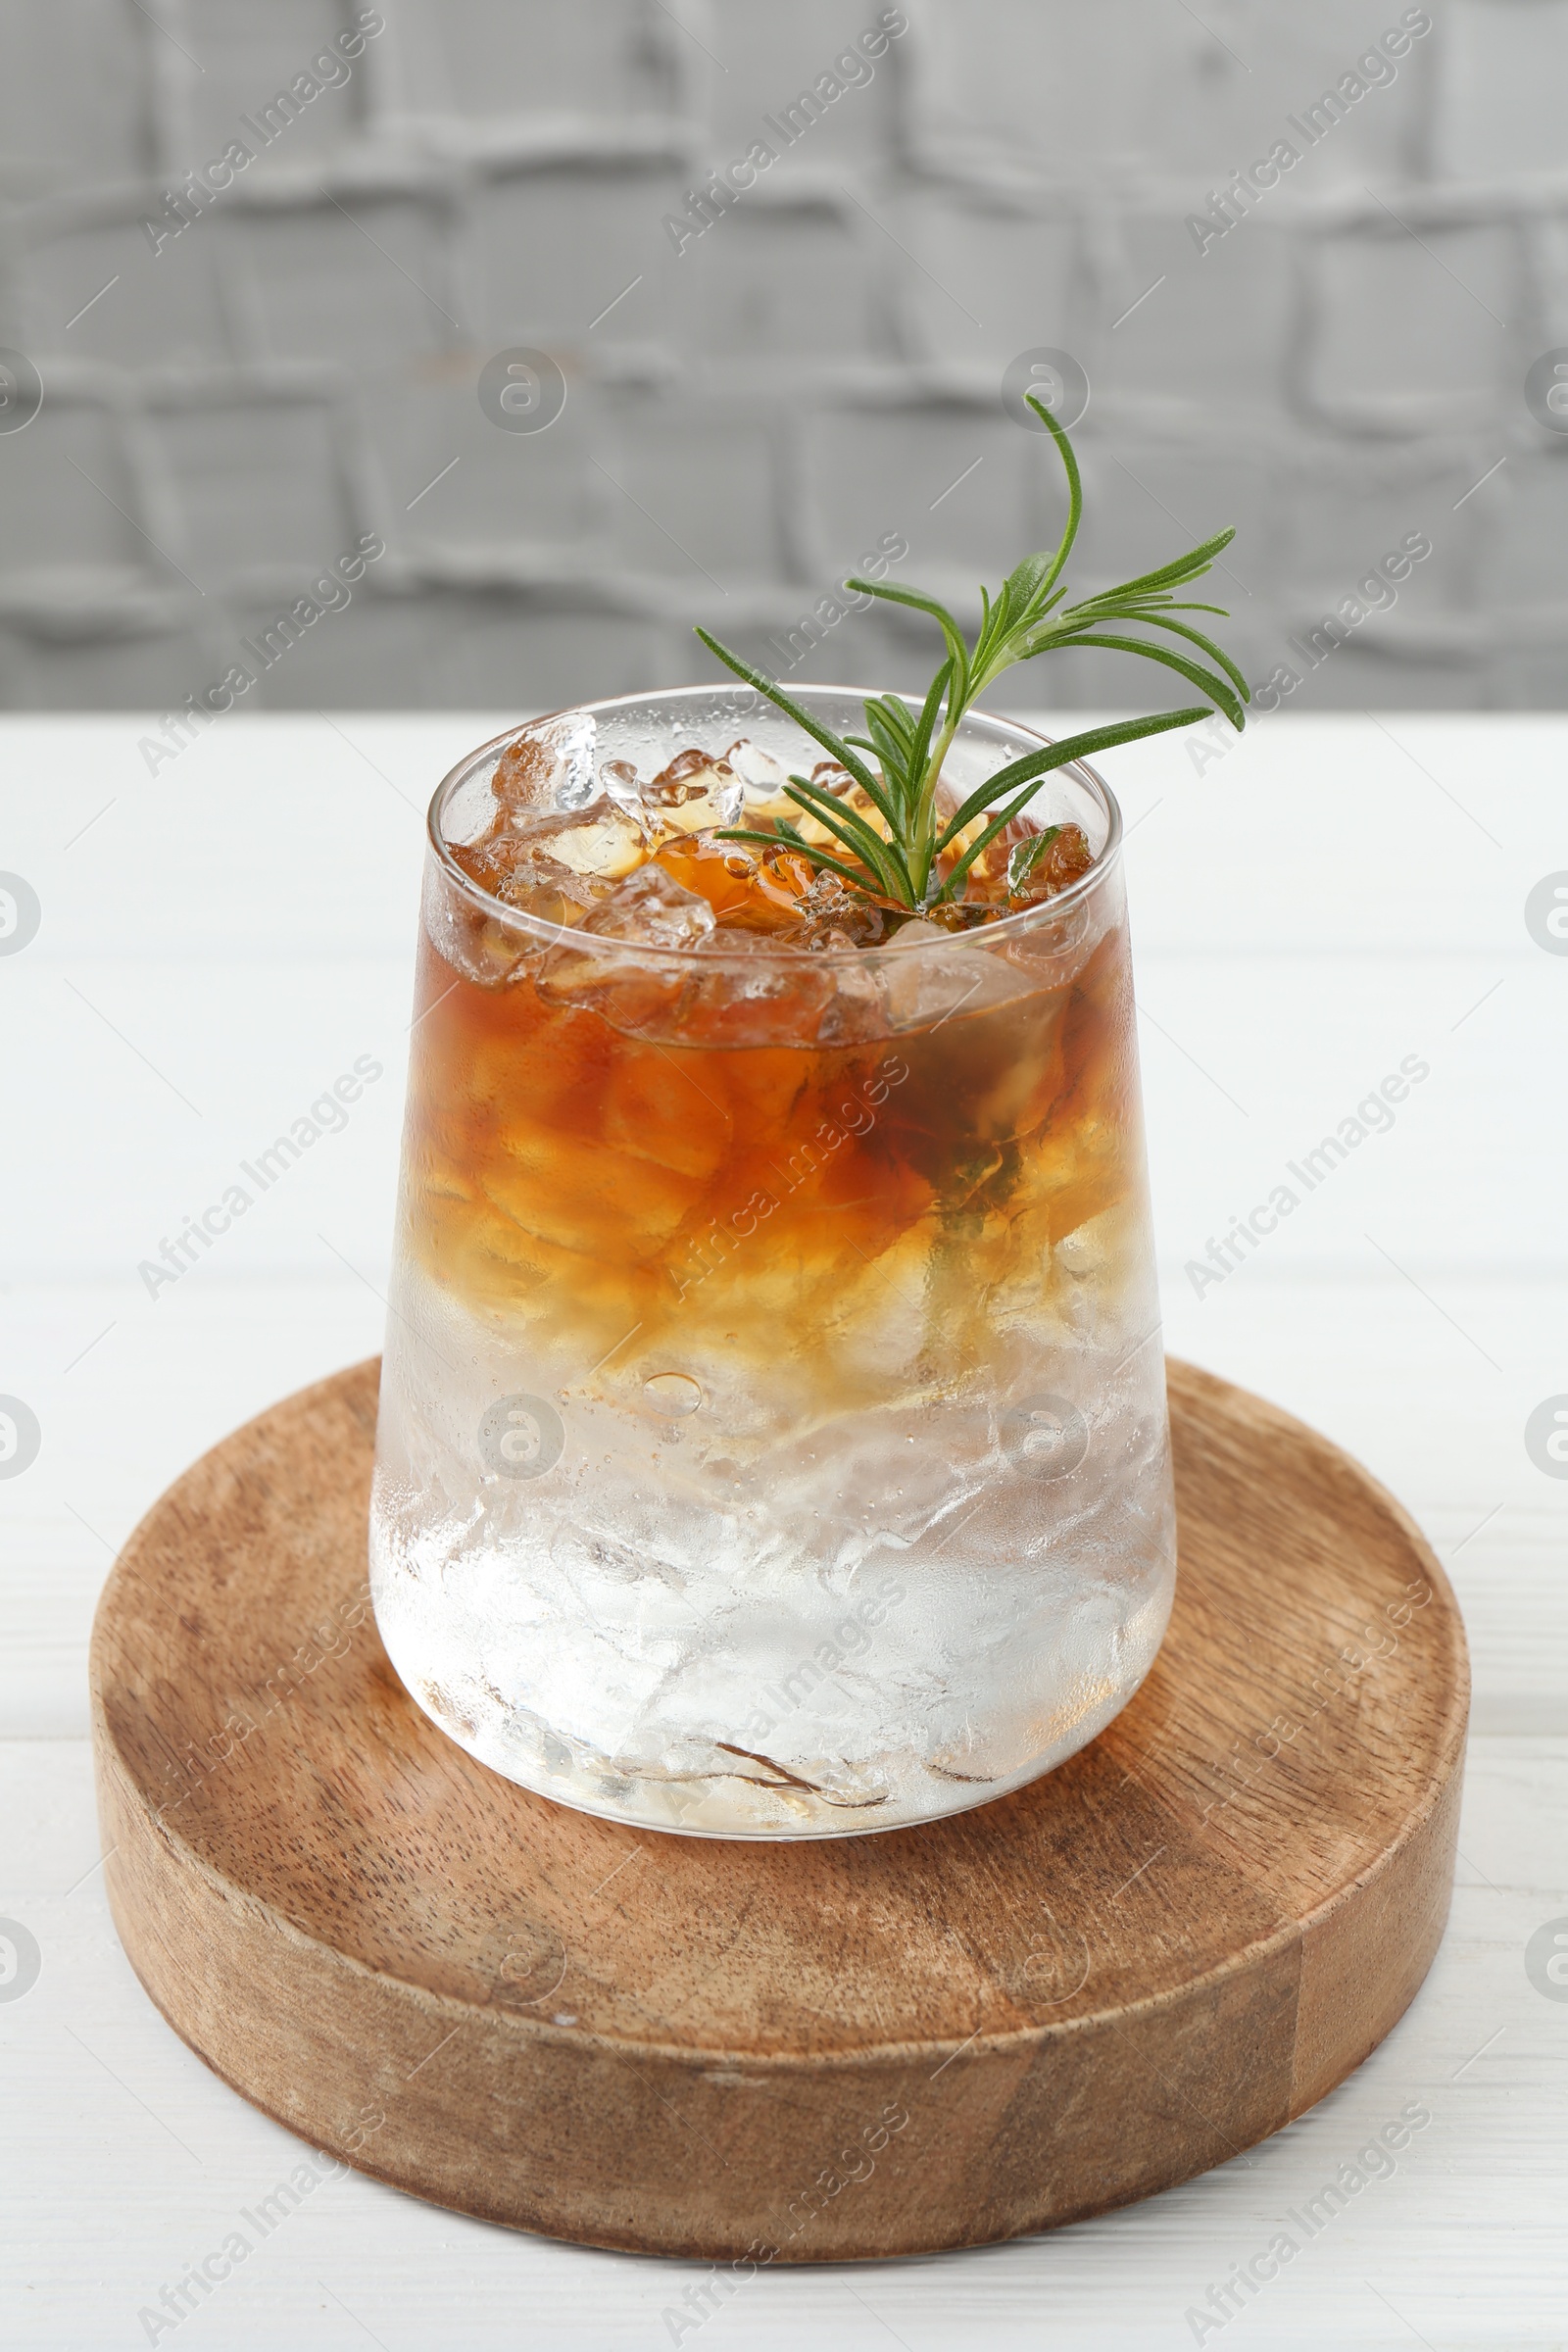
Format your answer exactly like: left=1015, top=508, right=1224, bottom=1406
left=0, top=0, right=1560, bottom=710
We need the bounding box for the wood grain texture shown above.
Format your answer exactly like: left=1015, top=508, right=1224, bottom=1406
left=88, top=1356, right=1469, bottom=2263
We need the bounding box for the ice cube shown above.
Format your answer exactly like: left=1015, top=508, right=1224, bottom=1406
left=725, top=738, right=791, bottom=804
left=1004, top=820, right=1096, bottom=906
left=811, top=955, right=887, bottom=1045
left=493, top=854, right=608, bottom=928
left=509, top=793, right=650, bottom=882
left=535, top=867, right=711, bottom=1034
left=579, top=863, right=716, bottom=948
left=796, top=872, right=885, bottom=951
left=682, top=928, right=834, bottom=1046
left=491, top=710, right=598, bottom=817
left=598, top=759, right=644, bottom=810
left=879, top=924, right=1026, bottom=1031
left=423, top=858, right=547, bottom=990
left=637, top=748, right=746, bottom=834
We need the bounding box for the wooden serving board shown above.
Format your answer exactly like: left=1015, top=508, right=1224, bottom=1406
left=89, top=1358, right=1467, bottom=2263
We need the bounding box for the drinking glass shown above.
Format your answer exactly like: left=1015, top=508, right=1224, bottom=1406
left=369, top=686, right=1174, bottom=1838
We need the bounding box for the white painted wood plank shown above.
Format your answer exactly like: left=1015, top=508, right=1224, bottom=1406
left=1, top=1737, right=1562, bottom=2350
left=2, top=714, right=1564, bottom=2342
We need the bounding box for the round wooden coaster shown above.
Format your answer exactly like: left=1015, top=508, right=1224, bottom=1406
left=90, top=1358, right=1467, bottom=2263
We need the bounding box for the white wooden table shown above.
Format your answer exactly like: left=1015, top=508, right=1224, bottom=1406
left=3, top=711, right=1565, bottom=2350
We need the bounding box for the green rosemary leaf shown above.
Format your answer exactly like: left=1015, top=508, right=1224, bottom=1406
left=782, top=774, right=913, bottom=902
left=934, top=783, right=1052, bottom=903
left=693, top=627, right=884, bottom=802
left=1076, top=527, right=1236, bottom=608
left=1002, top=550, right=1056, bottom=612
left=714, top=818, right=802, bottom=851
left=937, top=708, right=1211, bottom=904
left=840, top=578, right=971, bottom=704
left=1124, top=598, right=1232, bottom=618
left=847, top=710, right=914, bottom=816
left=906, top=659, right=953, bottom=812
left=1051, top=631, right=1246, bottom=729
left=1094, top=610, right=1252, bottom=707
left=869, top=691, right=917, bottom=744
left=934, top=708, right=1212, bottom=857
left=805, top=736, right=905, bottom=838
left=1019, top=395, right=1084, bottom=608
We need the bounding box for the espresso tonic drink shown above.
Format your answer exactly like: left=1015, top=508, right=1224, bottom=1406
left=369, top=687, right=1175, bottom=1837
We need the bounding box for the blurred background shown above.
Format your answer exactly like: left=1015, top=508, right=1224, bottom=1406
left=1, top=0, right=1561, bottom=713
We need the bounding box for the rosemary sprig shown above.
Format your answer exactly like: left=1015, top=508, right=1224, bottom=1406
left=697, top=397, right=1248, bottom=911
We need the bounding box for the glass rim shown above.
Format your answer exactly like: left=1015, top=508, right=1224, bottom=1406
left=425, top=683, right=1125, bottom=962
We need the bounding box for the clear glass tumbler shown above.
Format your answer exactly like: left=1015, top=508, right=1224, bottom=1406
left=369, top=686, right=1175, bottom=1838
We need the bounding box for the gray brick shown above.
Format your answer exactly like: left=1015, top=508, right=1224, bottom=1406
left=905, top=0, right=1430, bottom=185
left=422, top=596, right=673, bottom=708
left=392, top=0, right=685, bottom=122
left=1492, top=638, right=1568, bottom=708
left=0, top=1, right=151, bottom=187
left=1303, top=221, right=1514, bottom=422
left=147, top=392, right=352, bottom=583
left=1522, top=211, right=1568, bottom=353
left=809, top=401, right=1031, bottom=577
left=1097, top=212, right=1295, bottom=415
left=227, top=587, right=445, bottom=707
left=598, top=401, right=782, bottom=582
left=1069, top=436, right=1276, bottom=610
left=898, top=196, right=1080, bottom=374
left=24, top=217, right=227, bottom=368
left=1477, top=451, right=1568, bottom=609
left=677, top=198, right=887, bottom=363
left=235, top=201, right=456, bottom=368
left=378, top=370, right=602, bottom=559
left=701, top=3, right=903, bottom=169
left=1435, top=0, right=1568, bottom=179
left=184, top=0, right=370, bottom=166
left=905, top=0, right=1201, bottom=180
left=1278, top=632, right=1487, bottom=710
left=1280, top=445, right=1483, bottom=624
left=0, top=621, right=220, bottom=709
left=0, top=403, right=154, bottom=579
left=471, top=172, right=685, bottom=347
